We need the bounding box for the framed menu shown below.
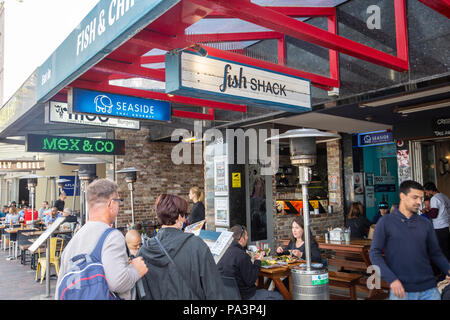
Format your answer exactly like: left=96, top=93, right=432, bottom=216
left=28, top=217, right=66, bottom=253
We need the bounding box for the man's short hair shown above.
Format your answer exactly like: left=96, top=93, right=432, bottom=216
left=86, top=179, right=118, bottom=208
left=230, top=225, right=246, bottom=241
left=423, top=182, right=438, bottom=192
left=399, top=180, right=424, bottom=195
left=63, top=208, right=72, bottom=215
left=43, top=201, right=49, bottom=205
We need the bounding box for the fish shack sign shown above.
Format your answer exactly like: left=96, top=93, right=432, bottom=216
left=165, top=51, right=311, bottom=112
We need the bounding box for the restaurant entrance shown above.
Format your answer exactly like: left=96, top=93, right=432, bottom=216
left=18, top=178, right=29, bottom=206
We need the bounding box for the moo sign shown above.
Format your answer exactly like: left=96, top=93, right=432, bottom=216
left=26, top=134, right=125, bottom=155
left=47, top=101, right=140, bottom=130
left=165, top=51, right=311, bottom=112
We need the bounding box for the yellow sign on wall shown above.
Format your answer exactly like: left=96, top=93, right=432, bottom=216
left=232, top=172, right=241, bottom=188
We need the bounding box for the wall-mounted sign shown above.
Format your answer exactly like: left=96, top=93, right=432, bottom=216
left=232, top=172, right=241, bottom=188
left=26, top=134, right=125, bottom=155
left=165, top=51, right=311, bottom=112
left=68, top=88, right=171, bottom=121
left=357, top=130, right=394, bottom=147
left=0, top=160, right=45, bottom=171
left=432, top=116, right=450, bottom=137
left=59, top=175, right=80, bottom=197
left=36, top=0, right=179, bottom=102
left=47, top=101, right=140, bottom=130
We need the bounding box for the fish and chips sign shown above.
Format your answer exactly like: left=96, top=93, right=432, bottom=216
left=165, top=51, right=311, bottom=112
left=0, top=161, right=45, bottom=171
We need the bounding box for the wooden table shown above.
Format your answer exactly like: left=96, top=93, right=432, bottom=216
left=316, top=237, right=389, bottom=299
left=258, top=260, right=305, bottom=300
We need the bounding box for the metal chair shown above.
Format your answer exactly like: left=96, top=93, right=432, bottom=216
left=35, top=237, right=64, bottom=284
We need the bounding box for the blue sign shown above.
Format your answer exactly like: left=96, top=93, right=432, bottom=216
left=36, top=0, right=180, bottom=102
left=60, top=176, right=80, bottom=197
left=69, top=88, right=171, bottom=121
left=357, top=130, right=394, bottom=147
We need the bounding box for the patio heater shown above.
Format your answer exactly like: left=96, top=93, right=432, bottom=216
left=20, top=174, right=44, bottom=224
left=56, top=178, right=70, bottom=199
left=62, top=157, right=105, bottom=225
left=116, top=167, right=140, bottom=227
left=72, top=169, right=79, bottom=212
left=266, top=128, right=340, bottom=300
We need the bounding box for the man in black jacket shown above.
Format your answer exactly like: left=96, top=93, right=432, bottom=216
left=218, top=225, right=283, bottom=300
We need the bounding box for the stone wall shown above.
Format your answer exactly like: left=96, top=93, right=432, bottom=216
left=114, top=129, right=204, bottom=228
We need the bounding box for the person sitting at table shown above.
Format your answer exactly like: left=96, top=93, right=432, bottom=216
left=345, top=202, right=371, bottom=239
left=44, top=207, right=62, bottom=227
left=371, top=201, right=390, bottom=225
left=217, top=224, right=283, bottom=300
left=23, top=207, right=38, bottom=224
left=5, top=207, right=19, bottom=225
left=38, top=201, right=51, bottom=218
left=276, top=216, right=322, bottom=262
left=0, top=206, right=7, bottom=219
left=18, top=205, right=28, bottom=219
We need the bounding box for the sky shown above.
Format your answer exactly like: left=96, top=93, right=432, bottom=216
left=2, top=0, right=100, bottom=105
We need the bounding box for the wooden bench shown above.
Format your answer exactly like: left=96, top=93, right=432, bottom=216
left=328, top=271, right=362, bottom=300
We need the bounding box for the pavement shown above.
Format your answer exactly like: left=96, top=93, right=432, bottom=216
left=0, top=245, right=56, bottom=300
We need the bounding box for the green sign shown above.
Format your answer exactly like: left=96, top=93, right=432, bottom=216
left=26, top=134, right=125, bottom=155
left=312, top=274, right=329, bottom=286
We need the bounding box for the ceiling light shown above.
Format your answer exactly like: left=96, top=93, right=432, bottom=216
left=359, top=86, right=450, bottom=107
left=395, top=99, right=450, bottom=114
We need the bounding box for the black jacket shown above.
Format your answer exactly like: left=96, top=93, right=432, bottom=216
left=137, top=227, right=224, bottom=300
left=217, top=241, right=261, bottom=300
left=188, top=202, right=205, bottom=225
left=346, top=216, right=371, bottom=239
left=278, top=239, right=322, bottom=263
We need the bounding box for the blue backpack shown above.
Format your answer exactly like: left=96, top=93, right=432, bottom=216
left=57, top=228, right=120, bottom=300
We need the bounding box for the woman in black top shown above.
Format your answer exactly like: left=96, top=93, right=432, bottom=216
left=345, top=202, right=371, bottom=239
left=187, top=187, right=205, bottom=225
left=276, top=216, right=322, bottom=263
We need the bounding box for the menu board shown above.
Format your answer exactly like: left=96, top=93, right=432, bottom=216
left=28, top=217, right=66, bottom=253
left=214, top=156, right=228, bottom=196
left=214, top=197, right=230, bottom=227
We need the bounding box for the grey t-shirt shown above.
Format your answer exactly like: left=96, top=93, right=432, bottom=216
left=55, top=221, right=140, bottom=300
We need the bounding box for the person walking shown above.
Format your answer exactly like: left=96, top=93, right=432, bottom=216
left=138, top=194, right=224, bottom=299
left=423, top=182, right=450, bottom=260
left=370, top=180, right=450, bottom=300
left=55, top=179, right=148, bottom=300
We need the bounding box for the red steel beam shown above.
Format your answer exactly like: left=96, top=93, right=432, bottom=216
left=93, top=59, right=166, bottom=81
left=70, top=80, right=247, bottom=113
left=183, top=31, right=283, bottom=43
left=140, top=55, right=166, bottom=65
left=130, top=31, right=338, bottom=88
left=395, top=0, right=409, bottom=63
left=327, top=12, right=339, bottom=83
left=189, top=0, right=409, bottom=71
left=206, top=7, right=335, bottom=18
left=418, top=0, right=450, bottom=18
left=277, top=36, right=285, bottom=66
left=173, top=109, right=214, bottom=120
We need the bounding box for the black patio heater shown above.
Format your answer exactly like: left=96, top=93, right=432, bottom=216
left=267, top=128, right=340, bottom=300
left=62, top=157, right=106, bottom=225
left=116, top=167, right=140, bottom=227
left=20, top=174, right=44, bottom=224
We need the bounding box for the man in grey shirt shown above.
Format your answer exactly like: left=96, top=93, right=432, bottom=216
left=56, top=179, right=148, bottom=300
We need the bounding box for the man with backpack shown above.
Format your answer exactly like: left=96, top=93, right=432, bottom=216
left=55, top=179, right=148, bottom=300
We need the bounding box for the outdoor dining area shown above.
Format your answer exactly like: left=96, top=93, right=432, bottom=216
left=254, top=236, right=389, bottom=300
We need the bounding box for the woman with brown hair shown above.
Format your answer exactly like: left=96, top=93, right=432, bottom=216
left=187, top=186, right=205, bottom=225
left=276, top=216, right=322, bottom=262
left=137, top=194, right=224, bottom=299
left=345, top=201, right=371, bottom=239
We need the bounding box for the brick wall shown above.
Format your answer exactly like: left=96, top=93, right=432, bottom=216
left=114, top=129, right=204, bottom=228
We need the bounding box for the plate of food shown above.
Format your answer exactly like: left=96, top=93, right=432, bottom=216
left=261, top=258, right=281, bottom=268
left=277, top=255, right=299, bottom=264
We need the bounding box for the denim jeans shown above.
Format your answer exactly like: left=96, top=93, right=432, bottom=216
left=389, top=287, right=441, bottom=300
left=249, top=289, right=284, bottom=300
